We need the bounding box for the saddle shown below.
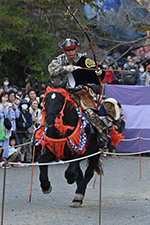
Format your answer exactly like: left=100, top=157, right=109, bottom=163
left=70, top=85, right=97, bottom=110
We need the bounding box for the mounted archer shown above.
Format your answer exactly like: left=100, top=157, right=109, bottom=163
left=48, top=37, right=120, bottom=142
left=48, top=37, right=103, bottom=84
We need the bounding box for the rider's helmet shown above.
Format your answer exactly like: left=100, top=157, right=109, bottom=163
left=58, top=38, right=80, bottom=51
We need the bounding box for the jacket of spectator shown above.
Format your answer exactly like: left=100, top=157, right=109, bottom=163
left=102, top=71, right=112, bottom=84
left=0, top=92, right=15, bottom=158
left=29, top=100, right=42, bottom=134
left=16, top=100, right=32, bottom=139
left=8, top=90, right=20, bottom=131
left=142, top=70, right=150, bottom=85
left=122, top=66, right=140, bottom=85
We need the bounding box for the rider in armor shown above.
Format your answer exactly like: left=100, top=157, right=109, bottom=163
left=48, top=38, right=119, bottom=141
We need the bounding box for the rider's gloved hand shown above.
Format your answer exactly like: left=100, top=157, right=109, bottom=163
left=95, top=69, right=102, bottom=76
left=63, top=65, right=75, bottom=72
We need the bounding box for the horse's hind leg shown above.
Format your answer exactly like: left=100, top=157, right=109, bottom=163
left=38, top=147, right=55, bottom=194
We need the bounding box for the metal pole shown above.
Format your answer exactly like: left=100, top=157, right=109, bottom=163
left=1, top=163, right=6, bottom=225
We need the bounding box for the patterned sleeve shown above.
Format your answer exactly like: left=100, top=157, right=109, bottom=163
left=48, top=54, right=67, bottom=78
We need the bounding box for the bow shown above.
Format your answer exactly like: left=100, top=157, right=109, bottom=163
left=62, top=0, right=102, bottom=105
left=62, top=0, right=99, bottom=71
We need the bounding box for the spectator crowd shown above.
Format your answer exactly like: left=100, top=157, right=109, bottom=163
left=100, top=47, right=150, bottom=86
left=0, top=78, right=45, bottom=168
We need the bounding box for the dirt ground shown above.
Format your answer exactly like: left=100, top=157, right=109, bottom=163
left=0, top=155, right=150, bottom=225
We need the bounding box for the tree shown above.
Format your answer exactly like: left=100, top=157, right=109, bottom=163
left=82, top=0, right=150, bottom=60
left=0, top=0, right=85, bottom=87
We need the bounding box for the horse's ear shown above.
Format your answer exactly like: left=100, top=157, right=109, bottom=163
left=45, top=82, right=53, bottom=88
left=45, top=81, right=67, bottom=89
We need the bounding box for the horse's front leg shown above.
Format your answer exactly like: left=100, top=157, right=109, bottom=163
left=65, top=161, right=80, bottom=184
left=38, top=146, right=55, bottom=194
left=71, top=154, right=100, bottom=207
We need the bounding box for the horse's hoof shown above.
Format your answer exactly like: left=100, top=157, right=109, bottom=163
left=42, top=184, right=52, bottom=194
left=70, top=193, right=84, bottom=208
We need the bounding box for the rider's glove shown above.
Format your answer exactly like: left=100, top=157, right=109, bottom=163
left=63, top=65, right=75, bottom=72
left=95, top=69, right=102, bottom=76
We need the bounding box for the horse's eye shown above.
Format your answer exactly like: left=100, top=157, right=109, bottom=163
left=51, top=93, right=56, bottom=99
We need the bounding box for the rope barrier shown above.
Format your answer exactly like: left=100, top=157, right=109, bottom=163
left=140, top=137, right=150, bottom=140
left=0, top=150, right=102, bottom=167
left=1, top=149, right=150, bottom=168
left=0, top=141, right=31, bottom=150
left=1, top=134, right=150, bottom=167
left=104, top=149, right=150, bottom=156
left=120, top=137, right=139, bottom=141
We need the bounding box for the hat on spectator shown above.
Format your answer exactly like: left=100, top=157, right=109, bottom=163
left=19, top=98, right=30, bottom=109
left=146, top=65, right=150, bottom=69
left=3, top=77, right=9, bottom=82
left=58, top=38, right=80, bottom=51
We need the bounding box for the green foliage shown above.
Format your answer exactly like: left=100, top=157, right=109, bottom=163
left=0, top=0, right=85, bottom=87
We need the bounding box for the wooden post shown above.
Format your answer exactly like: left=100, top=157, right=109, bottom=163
left=99, top=151, right=103, bottom=225
left=93, top=172, right=97, bottom=189
left=1, top=163, right=6, bottom=225
left=29, top=145, right=35, bottom=202
left=138, top=136, right=141, bottom=179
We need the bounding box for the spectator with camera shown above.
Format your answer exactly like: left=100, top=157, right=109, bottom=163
left=8, top=89, right=20, bottom=145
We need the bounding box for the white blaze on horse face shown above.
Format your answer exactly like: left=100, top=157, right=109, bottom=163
left=51, top=93, right=56, bottom=99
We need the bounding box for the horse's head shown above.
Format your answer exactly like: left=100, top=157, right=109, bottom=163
left=44, top=90, right=65, bottom=127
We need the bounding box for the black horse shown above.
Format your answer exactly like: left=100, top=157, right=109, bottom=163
left=37, top=84, right=106, bottom=207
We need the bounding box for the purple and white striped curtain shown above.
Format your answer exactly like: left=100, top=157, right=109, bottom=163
left=105, top=85, right=150, bottom=153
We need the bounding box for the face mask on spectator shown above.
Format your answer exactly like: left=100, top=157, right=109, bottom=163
left=21, top=104, right=28, bottom=110
left=139, top=68, right=144, bottom=73
left=4, top=81, right=9, bottom=86
left=103, top=64, right=107, bottom=68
